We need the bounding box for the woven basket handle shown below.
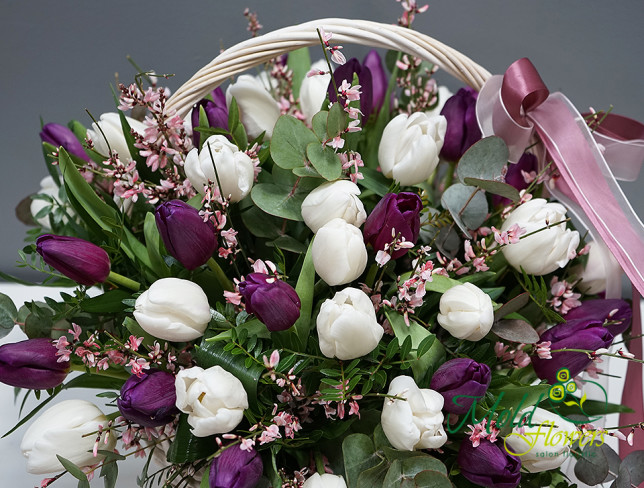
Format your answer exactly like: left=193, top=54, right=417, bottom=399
left=166, top=18, right=491, bottom=118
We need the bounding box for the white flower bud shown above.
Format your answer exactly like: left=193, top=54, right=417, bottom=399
left=226, top=74, right=281, bottom=139
left=312, top=218, right=368, bottom=286
left=299, top=60, right=332, bottom=125
left=437, top=283, right=494, bottom=341
left=31, top=176, right=71, bottom=229
left=302, top=473, right=347, bottom=488
left=184, top=135, right=255, bottom=202
left=501, top=199, right=580, bottom=276
left=301, top=180, right=367, bottom=233
left=86, top=112, right=146, bottom=161
left=316, top=287, right=383, bottom=360
left=20, top=400, right=116, bottom=475
left=577, top=240, right=621, bottom=294
left=378, top=113, right=446, bottom=186
left=504, top=407, right=578, bottom=472
left=381, top=375, right=447, bottom=451
left=134, top=278, right=211, bottom=342
left=175, top=366, right=248, bottom=437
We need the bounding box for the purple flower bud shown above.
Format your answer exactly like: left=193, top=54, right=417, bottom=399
left=238, top=273, right=301, bottom=332
left=191, top=88, right=229, bottom=147
left=493, top=153, right=537, bottom=206
left=430, top=358, right=491, bottom=414
left=458, top=439, right=521, bottom=488
left=155, top=200, right=217, bottom=270
left=40, top=123, right=90, bottom=162
left=328, top=58, right=374, bottom=120
left=531, top=319, right=614, bottom=383
left=362, top=50, right=388, bottom=111
left=363, top=192, right=422, bottom=259
left=117, top=369, right=179, bottom=427
left=0, top=338, right=69, bottom=389
left=36, top=234, right=110, bottom=286
left=209, top=446, right=263, bottom=488
left=439, top=87, right=482, bottom=162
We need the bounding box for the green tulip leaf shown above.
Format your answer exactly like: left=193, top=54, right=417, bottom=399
left=457, top=136, right=509, bottom=183
left=287, top=47, right=311, bottom=100
left=79, top=289, right=131, bottom=314
left=270, top=115, right=319, bottom=169
left=143, top=211, right=170, bottom=278
left=166, top=414, right=216, bottom=464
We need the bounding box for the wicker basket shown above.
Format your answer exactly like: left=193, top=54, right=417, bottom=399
left=166, top=18, right=491, bottom=117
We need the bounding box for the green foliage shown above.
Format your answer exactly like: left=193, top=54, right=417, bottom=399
left=517, top=269, right=565, bottom=324
left=0, top=293, right=18, bottom=339
left=440, top=183, right=488, bottom=235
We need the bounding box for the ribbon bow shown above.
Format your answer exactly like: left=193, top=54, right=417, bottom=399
left=477, top=58, right=644, bottom=454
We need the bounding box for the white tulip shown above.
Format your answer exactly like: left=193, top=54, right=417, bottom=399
left=300, top=59, right=332, bottom=125
left=381, top=375, right=447, bottom=451
left=86, top=112, right=146, bottom=160
left=20, top=400, right=116, bottom=475
left=378, top=112, right=446, bottom=186
left=134, top=278, right=211, bottom=342
left=504, top=407, right=578, bottom=472
left=312, top=218, right=368, bottom=286
left=175, top=366, right=248, bottom=437
left=437, top=283, right=494, bottom=341
left=577, top=241, right=621, bottom=295
left=316, top=287, right=383, bottom=360
left=302, top=473, right=347, bottom=488
left=501, top=199, right=580, bottom=276
left=301, top=180, right=367, bottom=233
left=226, top=74, right=281, bottom=139
left=184, top=135, right=255, bottom=202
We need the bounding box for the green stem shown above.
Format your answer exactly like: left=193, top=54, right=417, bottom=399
left=207, top=257, right=234, bottom=291
left=550, top=348, right=644, bottom=364
left=106, top=271, right=140, bottom=292
left=69, top=362, right=131, bottom=380
left=314, top=451, right=326, bottom=474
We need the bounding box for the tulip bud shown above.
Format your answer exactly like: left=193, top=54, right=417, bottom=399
left=226, top=74, right=281, bottom=139
left=363, top=192, right=422, bottom=259
left=300, top=60, right=332, bottom=125
left=40, top=123, right=90, bottom=161
left=117, top=369, right=179, bottom=427
left=430, top=358, right=491, bottom=414
left=20, top=399, right=116, bottom=475
left=492, top=153, right=537, bottom=206
left=134, top=278, right=211, bottom=342
left=302, top=473, right=348, bottom=488
left=191, top=87, right=229, bottom=147
left=301, top=180, right=367, bottom=233
left=316, top=287, right=383, bottom=360
left=381, top=375, right=447, bottom=451
left=439, top=87, right=482, bottom=162
left=362, top=50, right=388, bottom=112
left=437, top=283, right=494, bottom=341
left=184, top=135, right=255, bottom=202
left=0, top=338, right=69, bottom=389
left=312, top=218, right=367, bottom=286
left=238, top=273, right=301, bottom=332
left=501, top=199, right=580, bottom=276
left=175, top=365, right=248, bottom=437
left=504, top=407, right=576, bottom=472
left=576, top=241, right=621, bottom=295
left=155, top=200, right=217, bottom=270
left=86, top=112, right=146, bottom=160
left=457, top=438, right=521, bottom=488
left=209, top=446, right=263, bottom=488
left=36, top=234, right=110, bottom=286
left=378, top=112, right=446, bottom=186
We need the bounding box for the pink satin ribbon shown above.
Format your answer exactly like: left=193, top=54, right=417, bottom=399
left=476, top=58, right=644, bottom=452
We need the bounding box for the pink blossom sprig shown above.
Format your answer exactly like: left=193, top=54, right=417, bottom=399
left=396, top=0, right=429, bottom=28
left=394, top=54, right=438, bottom=114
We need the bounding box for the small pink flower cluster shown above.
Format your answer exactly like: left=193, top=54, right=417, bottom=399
left=548, top=277, right=581, bottom=315
left=495, top=342, right=531, bottom=369
left=466, top=418, right=500, bottom=447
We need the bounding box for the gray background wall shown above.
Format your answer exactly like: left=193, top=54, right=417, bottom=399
left=1, top=0, right=643, bottom=280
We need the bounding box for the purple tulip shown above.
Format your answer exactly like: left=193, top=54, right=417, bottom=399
left=565, top=298, right=632, bottom=337
left=430, top=358, right=491, bottom=414
left=439, top=87, right=482, bottom=162
left=363, top=192, right=422, bottom=259
left=209, top=446, right=263, bottom=488
left=237, top=273, right=301, bottom=332
left=155, top=200, right=217, bottom=270
left=362, top=50, right=388, bottom=111
left=328, top=58, right=375, bottom=120
left=40, top=123, right=90, bottom=162
left=493, top=153, right=538, bottom=206
left=191, top=87, right=229, bottom=146
left=117, top=369, right=179, bottom=427
left=0, top=338, right=69, bottom=389
left=36, top=234, right=110, bottom=286
left=458, top=439, right=521, bottom=488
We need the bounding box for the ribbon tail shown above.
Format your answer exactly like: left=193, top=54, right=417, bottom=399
left=529, top=93, right=644, bottom=297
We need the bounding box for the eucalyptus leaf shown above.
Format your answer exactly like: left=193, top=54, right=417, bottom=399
left=0, top=292, right=18, bottom=339
left=493, top=292, right=530, bottom=320
left=491, top=319, right=540, bottom=344
left=412, top=470, right=453, bottom=488
left=463, top=177, right=520, bottom=202
left=457, top=136, right=509, bottom=183
left=250, top=183, right=306, bottom=221
left=613, top=450, right=644, bottom=488
left=306, top=142, right=342, bottom=181
left=327, top=102, right=347, bottom=137
left=342, top=433, right=380, bottom=488
left=270, top=115, right=318, bottom=169
left=357, top=461, right=388, bottom=488
left=292, top=165, right=322, bottom=178
left=312, top=111, right=328, bottom=140
left=574, top=443, right=609, bottom=485
left=440, top=183, right=488, bottom=235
